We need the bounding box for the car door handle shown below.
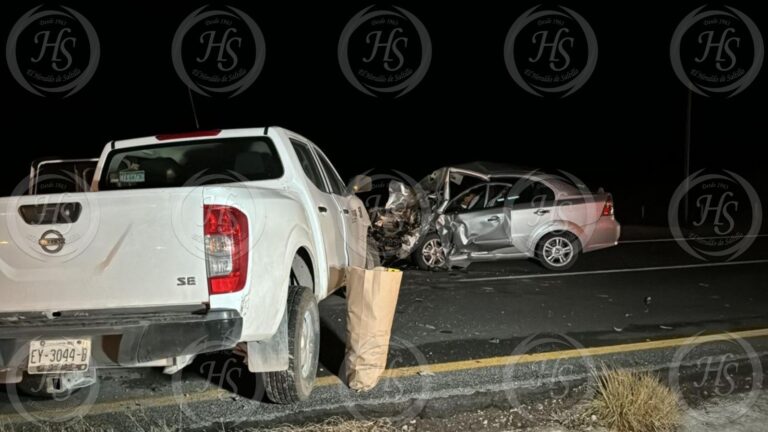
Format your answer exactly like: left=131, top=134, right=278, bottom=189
left=318, top=206, right=328, bottom=214
left=487, top=215, right=500, bottom=222
left=534, top=209, right=550, bottom=215
left=343, top=208, right=350, bottom=215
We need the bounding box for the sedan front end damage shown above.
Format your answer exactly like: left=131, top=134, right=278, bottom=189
left=361, top=162, right=621, bottom=271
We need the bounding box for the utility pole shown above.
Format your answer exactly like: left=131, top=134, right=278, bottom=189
left=684, top=89, right=692, bottom=221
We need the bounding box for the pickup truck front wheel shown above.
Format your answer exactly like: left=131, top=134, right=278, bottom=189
left=263, top=285, right=320, bottom=404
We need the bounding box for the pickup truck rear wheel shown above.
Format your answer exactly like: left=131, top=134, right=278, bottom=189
left=263, top=285, right=319, bottom=404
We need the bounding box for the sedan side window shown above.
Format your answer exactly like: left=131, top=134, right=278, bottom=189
left=485, top=184, right=512, bottom=209
left=509, top=180, right=555, bottom=209
left=291, top=140, right=328, bottom=193
left=447, top=185, right=488, bottom=213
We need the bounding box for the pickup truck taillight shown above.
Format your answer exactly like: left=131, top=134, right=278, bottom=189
left=204, top=205, right=249, bottom=295
left=602, top=197, right=614, bottom=217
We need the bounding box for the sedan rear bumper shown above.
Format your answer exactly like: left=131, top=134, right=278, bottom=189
left=582, top=217, right=621, bottom=253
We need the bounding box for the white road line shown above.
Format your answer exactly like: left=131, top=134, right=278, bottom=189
left=459, top=259, right=768, bottom=282
left=620, top=234, right=768, bottom=244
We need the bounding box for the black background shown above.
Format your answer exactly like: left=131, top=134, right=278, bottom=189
left=1, top=1, right=765, bottom=225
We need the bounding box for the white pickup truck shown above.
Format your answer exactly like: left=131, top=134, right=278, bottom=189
left=0, top=127, right=372, bottom=403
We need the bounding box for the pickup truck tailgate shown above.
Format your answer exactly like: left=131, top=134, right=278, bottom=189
left=0, top=188, right=209, bottom=313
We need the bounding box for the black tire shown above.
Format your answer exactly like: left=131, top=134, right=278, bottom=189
left=413, top=233, right=446, bottom=271
left=536, top=232, right=581, bottom=271
left=263, top=285, right=320, bottom=404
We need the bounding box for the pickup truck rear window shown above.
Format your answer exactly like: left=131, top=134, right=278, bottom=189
left=100, top=137, right=283, bottom=190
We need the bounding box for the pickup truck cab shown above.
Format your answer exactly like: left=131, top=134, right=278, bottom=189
left=0, top=127, right=369, bottom=403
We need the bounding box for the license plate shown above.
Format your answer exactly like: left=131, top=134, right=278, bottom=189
left=27, top=338, right=91, bottom=374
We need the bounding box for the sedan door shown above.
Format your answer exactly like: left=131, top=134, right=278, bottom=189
left=508, top=178, right=557, bottom=252
left=446, top=184, right=514, bottom=253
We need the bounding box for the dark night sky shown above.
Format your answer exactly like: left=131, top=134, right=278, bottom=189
left=1, top=1, right=766, bottom=225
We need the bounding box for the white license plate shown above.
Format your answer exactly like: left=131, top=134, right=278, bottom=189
left=27, top=338, right=91, bottom=374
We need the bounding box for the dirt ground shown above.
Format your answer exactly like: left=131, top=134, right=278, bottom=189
left=268, top=390, right=768, bottom=432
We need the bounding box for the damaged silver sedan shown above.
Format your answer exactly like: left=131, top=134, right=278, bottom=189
left=358, top=162, right=621, bottom=271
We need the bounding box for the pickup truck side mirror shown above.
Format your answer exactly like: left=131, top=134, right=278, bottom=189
left=348, top=175, right=373, bottom=193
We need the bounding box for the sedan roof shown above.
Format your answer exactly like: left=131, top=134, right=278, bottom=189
left=448, top=161, right=537, bottom=177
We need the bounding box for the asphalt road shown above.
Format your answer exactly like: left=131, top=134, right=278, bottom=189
left=318, top=225, right=768, bottom=368
left=2, top=224, right=767, bottom=430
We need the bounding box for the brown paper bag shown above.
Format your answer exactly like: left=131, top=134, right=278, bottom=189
left=344, top=266, right=403, bottom=391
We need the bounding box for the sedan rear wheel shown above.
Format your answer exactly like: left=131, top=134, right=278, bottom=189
left=537, top=232, right=580, bottom=271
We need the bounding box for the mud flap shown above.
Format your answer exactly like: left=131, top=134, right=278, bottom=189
left=246, top=307, right=289, bottom=373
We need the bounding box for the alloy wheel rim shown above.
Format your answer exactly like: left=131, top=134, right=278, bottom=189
left=422, top=238, right=445, bottom=267
left=543, top=237, right=574, bottom=267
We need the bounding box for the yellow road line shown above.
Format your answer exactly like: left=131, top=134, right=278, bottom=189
left=368, top=327, right=768, bottom=380
left=3, top=327, right=768, bottom=422
left=0, top=388, right=228, bottom=423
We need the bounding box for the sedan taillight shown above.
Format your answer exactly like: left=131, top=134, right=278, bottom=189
left=204, top=205, right=249, bottom=295
left=602, top=197, right=614, bottom=217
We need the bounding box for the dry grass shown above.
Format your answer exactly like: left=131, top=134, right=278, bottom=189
left=265, top=417, right=396, bottom=432
left=587, top=367, right=681, bottom=432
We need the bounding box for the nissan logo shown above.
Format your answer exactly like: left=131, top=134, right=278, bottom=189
left=38, top=230, right=65, bottom=254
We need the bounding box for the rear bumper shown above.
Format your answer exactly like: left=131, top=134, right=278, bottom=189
left=582, top=218, right=621, bottom=253
left=0, top=307, right=242, bottom=371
